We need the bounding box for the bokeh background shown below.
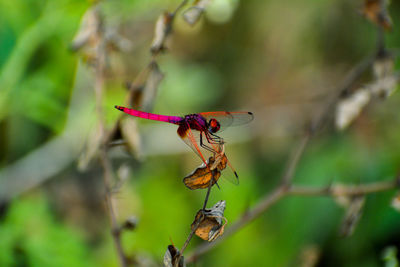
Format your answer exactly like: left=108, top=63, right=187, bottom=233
left=1, top=0, right=400, bottom=266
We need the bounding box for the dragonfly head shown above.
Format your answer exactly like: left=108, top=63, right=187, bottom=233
left=208, top=118, right=221, bottom=133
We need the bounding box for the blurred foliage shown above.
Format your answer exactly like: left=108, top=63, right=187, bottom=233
left=1, top=0, right=400, bottom=266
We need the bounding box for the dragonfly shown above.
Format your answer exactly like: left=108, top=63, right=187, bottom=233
left=114, top=106, right=254, bottom=180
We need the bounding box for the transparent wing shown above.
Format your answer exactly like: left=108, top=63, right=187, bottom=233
left=178, top=124, right=207, bottom=164
left=199, top=111, right=254, bottom=132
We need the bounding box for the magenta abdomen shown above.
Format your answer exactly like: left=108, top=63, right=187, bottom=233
left=115, top=106, right=182, bottom=124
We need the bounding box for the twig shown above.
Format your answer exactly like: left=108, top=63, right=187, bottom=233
left=178, top=176, right=215, bottom=265
left=186, top=176, right=399, bottom=263
left=94, top=14, right=128, bottom=267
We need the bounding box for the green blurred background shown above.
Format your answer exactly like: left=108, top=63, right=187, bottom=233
left=1, top=0, right=400, bottom=266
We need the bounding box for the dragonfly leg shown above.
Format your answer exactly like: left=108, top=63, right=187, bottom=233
left=200, top=133, right=218, bottom=153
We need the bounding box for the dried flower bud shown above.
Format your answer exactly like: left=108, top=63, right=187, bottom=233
left=335, top=89, right=371, bottom=130
left=163, top=244, right=185, bottom=267
left=151, top=12, right=174, bottom=54
left=192, top=200, right=227, bottom=241
left=182, top=0, right=211, bottom=25
left=122, top=216, right=138, bottom=231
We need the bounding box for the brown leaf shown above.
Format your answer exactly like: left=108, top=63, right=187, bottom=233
left=70, top=6, right=102, bottom=52
left=150, top=12, right=174, bottom=54
left=126, top=61, right=164, bottom=112
left=120, top=116, right=142, bottom=159
left=77, top=122, right=103, bottom=171
left=362, top=0, right=392, bottom=30
left=192, top=200, right=227, bottom=241
left=183, top=153, right=229, bottom=190
left=182, top=0, right=211, bottom=25
left=163, top=244, right=186, bottom=267
left=335, top=88, right=371, bottom=130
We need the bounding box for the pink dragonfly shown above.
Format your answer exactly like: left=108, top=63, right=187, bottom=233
left=115, top=106, right=254, bottom=179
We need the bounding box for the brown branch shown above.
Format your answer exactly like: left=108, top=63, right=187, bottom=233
left=93, top=13, right=128, bottom=267
left=186, top=176, right=399, bottom=263
left=288, top=179, right=399, bottom=196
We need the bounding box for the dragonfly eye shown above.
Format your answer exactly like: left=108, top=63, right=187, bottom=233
left=208, top=119, right=220, bottom=133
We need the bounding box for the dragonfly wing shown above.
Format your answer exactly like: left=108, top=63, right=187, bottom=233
left=178, top=124, right=207, bottom=164
left=199, top=111, right=254, bottom=132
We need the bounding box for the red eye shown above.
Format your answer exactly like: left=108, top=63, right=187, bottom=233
left=209, top=119, right=220, bottom=133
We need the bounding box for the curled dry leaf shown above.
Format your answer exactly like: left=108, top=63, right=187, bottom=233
left=151, top=11, right=174, bottom=54
left=339, top=195, right=365, bottom=237
left=182, top=0, right=211, bottom=25
left=70, top=5, right=102, bottom=52
left=126, top=61, right=164, bottom=112
left=371, top=56, right=398, bottom=98
left=77, top=123, right=103, bottom=171
left=192, top=200, right=227, bottom=241
left=335, top=88, right=371, bottom=130
left=163, top=244, right=186, bottom=267
left=120, top=116, right=143, bottom=159
left=362, top=0, right=392, bottom=30
left=183, top=153, right=228, bottom=190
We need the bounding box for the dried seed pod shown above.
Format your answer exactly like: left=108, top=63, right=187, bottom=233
left=182, top=0, right=211, bottom=25
left=151, top=12, right=174, bottom=54
left=70, top=5, right=102, bottom=52
left=335, top=89, right=371, bottom=130
left=192, top=200, right=227, bottom=241
left=163, top=244, right=185, bottom=267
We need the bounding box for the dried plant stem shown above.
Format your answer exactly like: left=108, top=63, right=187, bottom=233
left=94, top=29, right=128, bottom=267
left=187, top=177, right=399, bottom=263
left=178, top=177, right=214, bottom=264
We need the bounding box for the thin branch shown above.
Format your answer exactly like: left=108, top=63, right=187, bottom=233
left=289, top=179, right=399, bottom=196
left=94, top=15, right=128, bottom=267
left=186, top=176, right=399, bottom=263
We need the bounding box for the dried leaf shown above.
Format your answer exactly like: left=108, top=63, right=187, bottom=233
left=339, top=195, right=365, bottom=237
left=163, top=244, right=185, bottom=267
left=77, top=123, right=103, bottom=171
left=126, top=61, right=164, bottom=111
left=182, top=0, right=211, bottom=25
left=369, top=74, right=399, bottom=98
left=183, top=154, right=228, bottom=190
left=120, top=116, right=142, bottom=159
left=362, top=0, right=392, bottom=30
left=335, top=88, right=371, bottom=130
left=192, top=200, right=227, bottom=241
left=151, top=12, right=174, bottom=54
left=371, top=56, right=398, bottom=98
left=141, top=62, right=165, bottom=112
left=70, top=6, right=102, bottom=52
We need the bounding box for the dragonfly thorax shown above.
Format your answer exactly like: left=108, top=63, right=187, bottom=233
left=183, top=114, right=208, bottom=132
